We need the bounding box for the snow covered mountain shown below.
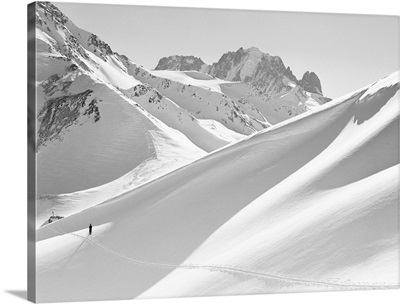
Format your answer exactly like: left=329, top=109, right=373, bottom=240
left=35, top=1, right=274, bottom=217
left=155, top=46, right=331, bottom=121
left=156, top=46, right=330, bottom=98
left=36, top=70, right=400, bottom=302
left=36, top=0, right=336, bottom=223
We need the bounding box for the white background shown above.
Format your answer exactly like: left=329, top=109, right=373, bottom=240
left=0, top=0, right=399, bottom=303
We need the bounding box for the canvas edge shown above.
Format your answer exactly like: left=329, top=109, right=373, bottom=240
left=27, top=2, right=37, bottom=303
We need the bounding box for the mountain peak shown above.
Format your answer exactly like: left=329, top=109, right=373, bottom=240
left=299, top=71, right=323, bottom=95
left=37, top=2, right=69, bottom=25
left=154, top=55, right=206, bottom=71
left=244, top=46, right=262, bottom=54
left=284, top=66, right=298, bottom=83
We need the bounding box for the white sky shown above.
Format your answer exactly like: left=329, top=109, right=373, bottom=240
left=55, top=2, right=399, bottom=98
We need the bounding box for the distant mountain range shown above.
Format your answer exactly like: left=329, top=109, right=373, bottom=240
left=155, top=46, right=329, bottom=98
left=35, top=1, right=330, bottom=200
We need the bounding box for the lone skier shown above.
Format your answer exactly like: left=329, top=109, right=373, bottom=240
left=89, top=224, right=92, bottom=235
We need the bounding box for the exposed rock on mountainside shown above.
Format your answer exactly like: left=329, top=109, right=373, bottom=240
left=37, top=89, right=101, bottom=149
left=155, top=46, right=328, bottom=100
left=299, top=71, right=323, bottom=95
left=155, top=55, right=207, bottom=72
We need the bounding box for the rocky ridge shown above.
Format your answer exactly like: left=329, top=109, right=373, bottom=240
left=155, top=46, right=329, bottom=100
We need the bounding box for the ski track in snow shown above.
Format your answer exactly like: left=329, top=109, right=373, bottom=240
left=45, top=224, right=397, bottom=290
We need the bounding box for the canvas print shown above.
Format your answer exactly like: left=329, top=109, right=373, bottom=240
left=28, top=1, right=400, bottom=302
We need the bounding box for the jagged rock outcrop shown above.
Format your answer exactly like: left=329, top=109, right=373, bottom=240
left=299, top=71, right=323, bottom=95
left=283, top=66, right=298, bottom=83
left=155, top=55, right=207, bottom=71
left=37, top=89, right=101, bottom=149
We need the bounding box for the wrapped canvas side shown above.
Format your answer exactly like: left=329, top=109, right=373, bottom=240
left=27, top=2, right=36, bottom=303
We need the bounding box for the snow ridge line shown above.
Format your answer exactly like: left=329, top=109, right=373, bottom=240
left=45, top=224, right=396, bottom=290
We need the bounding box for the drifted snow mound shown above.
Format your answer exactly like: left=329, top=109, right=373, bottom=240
left=36, top=71, right=399, bottom=302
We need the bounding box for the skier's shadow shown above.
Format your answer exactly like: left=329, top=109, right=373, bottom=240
left=63, top=235, right=89, bottom=267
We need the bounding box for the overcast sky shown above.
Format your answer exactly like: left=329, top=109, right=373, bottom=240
left=55, top=2, right=399, bottom=98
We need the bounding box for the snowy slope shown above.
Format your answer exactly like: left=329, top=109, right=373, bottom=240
left=36, top=71, right=400, bottom=302
left=118, top=59, right=270, bottom=135
left=147, top=69, right=270, bottom=127
left=35, top=61, right=207, bottom=225
left=121, top=83, right=232, bottom=152
left=220, top=81, right=311, bottom=124
left=35, top=2, right=210, bottom=225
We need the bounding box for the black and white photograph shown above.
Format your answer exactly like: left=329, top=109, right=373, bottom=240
left=4, top=0, right=400, bottom=303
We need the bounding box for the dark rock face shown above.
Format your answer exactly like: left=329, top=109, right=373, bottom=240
left=36, top=2, right=111, bottom=71
left=37, top=90, right=101, bottom=149
left=41, top=74, right=73, bottom=96
left=299, top=71, right=323, bottom=95
left=250, top=55, right=287, bottom=96
left=209, top=48, right=246, bottom=80
left=155, top=55, right=206, bottom=71
left=88, top=34, right=113, bottom=61
left=37, top=1, right=69, bottom=25
left=207, top=47, right=292, bottom=97
left=283, top=66, right=298, bottom=83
